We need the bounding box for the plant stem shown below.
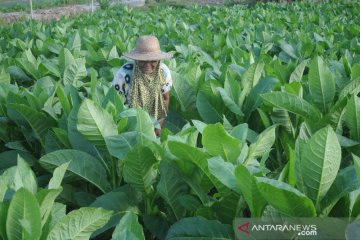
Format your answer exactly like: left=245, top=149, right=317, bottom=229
left=111, top=156, right=117, bottom=189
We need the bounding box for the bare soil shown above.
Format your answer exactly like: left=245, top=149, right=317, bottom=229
left=0, top=4, right=96, bottom=23
left=0, top=0, right=233, bottom=23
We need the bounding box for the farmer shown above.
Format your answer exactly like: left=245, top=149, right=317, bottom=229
left=112, top=35, right=173, bottom=136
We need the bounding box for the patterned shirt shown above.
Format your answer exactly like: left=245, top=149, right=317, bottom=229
left=112, top=62, right=173, bottom=104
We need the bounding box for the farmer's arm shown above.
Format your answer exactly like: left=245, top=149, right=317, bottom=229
left=160, top=92, right=170, bottom=128
left=163, top=91, right=170, bottom=113
left=155, top=92, right=170, bottom=137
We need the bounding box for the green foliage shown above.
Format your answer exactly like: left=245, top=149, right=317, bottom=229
left=99, top=0, right=110, bottom=10
left=0, top=160, right=109, bottom=240
left=0, top=1, right=360, bottom=238
left=112, top=211, right=145, bottom=240
left=0, top=0, right=89, bottom=13
left=165, top=217, right=234, bottom=239
left=299, top=126, right=341, bottom=210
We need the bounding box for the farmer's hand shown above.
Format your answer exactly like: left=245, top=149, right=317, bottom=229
left=155, top=128, right=161, bottom=137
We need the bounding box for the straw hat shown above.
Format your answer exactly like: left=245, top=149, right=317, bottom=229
left=123, top=35, right=173, bottom=61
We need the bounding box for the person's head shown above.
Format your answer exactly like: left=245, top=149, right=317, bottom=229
left=122, top=35, right=172, bottom=74
left=136, top=60, right=159, bottom=74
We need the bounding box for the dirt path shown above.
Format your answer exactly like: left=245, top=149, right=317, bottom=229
left=0, top=3, right=99, bottom=22
left=0, top=0, right=231, bottom=23
left=0, top=5, right=98, bottom=22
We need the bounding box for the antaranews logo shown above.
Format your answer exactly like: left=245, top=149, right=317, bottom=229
left=238, top=222, right=250, bottom=235
left=234, top=217, right=360, bottom=240
left=234, top=218, right=319, bottom=239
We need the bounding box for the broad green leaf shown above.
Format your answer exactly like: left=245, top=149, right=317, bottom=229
left=7, top=66, right=32, bottom=83
left=217, top=87, right=243, bottom=116
left=165, top=217, right=234, bottom=240
left=66, top=31, right=81, bottom=52
left=344, top=95, right=360, bottom=141
left=122, top=146, right=157, bottom=195
left=0, top=150, right=36, bottom=172
left=224, top=73, right=240, bottom=105
left=0, top=174, right=10, bottom=202
left=271, top=108, right=294, bottom=134
left=289, top=59, right=309, bottom=83
left=6, top=188, right=42, bottom=240
left=40, top=202, right=66, bottom=240
left=24, top=89, right=43, bottom=111
left=67, top=105, right=98, bottom=156
left=192, top=120, right=207, bottom=134
left=179, top=195, right=202, bottom=212
left=339, top=77, right=360, bottom=100
left=90, top=187, right=139, bottom=238
left=63, top=58, right=87, bottom=85
left=208, top=156, right=240, bottom=194
left=350, top=191, right=360, bottom=218
left=337, top=135, right=359, bottom=147
left=37, top=188, right=62, bottom=227
left=133, top=109, right=157, bottom=139
left=111, top=212, right=145, bottom=240
left=51, top=128, right=71, bottom=149
left=279, top=41, right=298, bottom=60
left=58, top=48, right=75, bottom=75
left=24, top=49, right=37, bottom=68
left=258, top=108, right=271, bottom=129
left=173, top=126, right=199, bottom=147
left=300, top=126, right=341, bottom=207
left=202, top=123, right=242, bottom=163
left=239, top=62, right=265, bottom=107
left=48, top=162, right=70, bottom=189
left=77, top=99, right=118, bottom=149
left=308, top=56, right=335, bottom=113
left=143, top=214, right=170, bottom=240
left=55, top=84, right=71, bottom=116
left=168, top=141, right=227, bottom=195
left=119, top=108, right=156, bottom=140
left=196, top=80, right=224, bottom=123
left=108, top=46, right=120, bottom=63
left=39, top=149, right=111, bottom=193
left=320, top=166, right=359, bottom=216
left=182, top=176, right=213, bottom=207
left=171, top=71, right=196, bottom=112
left=17, top=50, right=41, bottom=80
left=0, top=203, right=9, bottom=240
left=262, top=92, right=321, bottom=121
left=157, top=162, right=187, bottom=220
left=294, top=137, right=308, bottom=193
left=256, top=177, right=316, bottom=217
left=230, top=123, right=249, bottom=142
left=101, top=87, right=124, bottom=115
left=14, top=156, right=37, bottom=194
left=315, top=97, right=348, bottom=131
left=105, top=131, right=141, bottom=159
left=245, top=125, right=277, bottom=162
left=44, top=130, right=67, bottom=154
left=0, top=68, right=10, bottom=84
left=212, top=192, right=241, bottom=224
left=353, top=154, right=360, bottom=185
left=42, top=60, right=61, bottom=78
left=352, top=63, right=360, bottom=80
left=7, top=103, right=56, bottom=146
left=4, top=141, right=29, bottom=152
left=47, top=207, right=112, bottom=240
left=243, top=77, right=277, bottom=117
left=235, top=165, right=266, bottom=217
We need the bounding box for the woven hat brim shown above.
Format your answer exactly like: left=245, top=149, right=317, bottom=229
left=123, top=51, right=173, bottom=61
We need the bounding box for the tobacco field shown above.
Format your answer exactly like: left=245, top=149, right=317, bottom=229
left=0, top=1, right=360, bottom=239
